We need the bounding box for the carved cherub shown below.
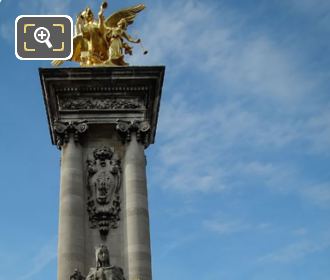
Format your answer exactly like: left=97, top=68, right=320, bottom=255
left=52, top=1, right=145, bottom=67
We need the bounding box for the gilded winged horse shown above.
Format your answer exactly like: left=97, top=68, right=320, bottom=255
left=52, top=1, right=145, bottom=67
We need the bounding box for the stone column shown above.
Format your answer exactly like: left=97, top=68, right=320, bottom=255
left=54, top=121, right=88, bottom=280
left=117, top=121, right=152, bottom=280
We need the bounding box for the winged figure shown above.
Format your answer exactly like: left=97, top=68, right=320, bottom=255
left=52, top=1, right=145, bottom=67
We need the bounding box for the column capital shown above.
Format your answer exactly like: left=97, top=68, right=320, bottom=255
left=116, top=120, right=150, bottom=146
left=54, top=120, right=88, bottom=148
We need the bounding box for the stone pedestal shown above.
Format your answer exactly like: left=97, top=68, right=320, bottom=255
left=39, top=66, right=165, bottom=280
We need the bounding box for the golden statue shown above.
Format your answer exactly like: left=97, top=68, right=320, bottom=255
left=52, top=1, right=145, bottom=67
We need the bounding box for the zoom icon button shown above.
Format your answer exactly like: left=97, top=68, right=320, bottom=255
left=34, top=27, right=53, bottom=48
left=15, top=15, right=73, bottom=60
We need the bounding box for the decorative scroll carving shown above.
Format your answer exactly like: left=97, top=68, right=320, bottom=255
left=87, top=147, right=121, bottom=238
left=59, top=97, right=143, bottom=110
left=54, top=121, right=88, bottom=148
left=116, top=120, right=150, bottom=146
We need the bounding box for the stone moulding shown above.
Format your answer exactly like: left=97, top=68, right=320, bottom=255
left=55, top=85, right=149, bottom=93
left=86, top=146, right=121, bottom=238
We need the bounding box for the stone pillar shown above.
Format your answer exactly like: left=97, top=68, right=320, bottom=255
left=39, top=66, right=165, bottom=280
left=118, top=121, right=152, bottom=280
left=54, top=121, right=88, bottom=280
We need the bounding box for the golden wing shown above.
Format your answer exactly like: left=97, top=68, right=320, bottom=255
left=52, top=35, right=88, bottom=66
left=71, top=34, right=88, bottom=62
left=105, top=4, right=146, bottom=28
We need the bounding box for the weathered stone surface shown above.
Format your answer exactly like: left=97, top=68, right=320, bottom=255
left=58, top=135, right=85, bottom=280
left=123, top=132, right=152, bottom=280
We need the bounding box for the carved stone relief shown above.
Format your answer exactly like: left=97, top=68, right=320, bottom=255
left=86, top=147, right=121, bottom=238
left=59, top=97, right=143, bottom=110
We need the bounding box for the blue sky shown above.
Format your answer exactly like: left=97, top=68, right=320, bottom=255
left=0, top=0, right=330, bottom=279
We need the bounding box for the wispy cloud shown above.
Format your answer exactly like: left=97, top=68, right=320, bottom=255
left=292, top=227, right=308, bottom=236
left=133, top=0, right=317, bottom=104
left=1, top=0, right=70, bottom=44
left=259, top=234, right=330, bottom=263
left=289, top=0, right=330, bottom=14
left=203, top=215, right=272, bottom=236
left=151, top=95, right=229, bottom=193
left=18, top=237, right=57, bottom=280
left=158, top=233, right=198, bottom=258
left=301, top=183, right=330, bottom=208
left=304, top=108, right=330, bottom=155
left=152, top=95, right=301, bottom=194
left=142, top=0, right=330, bottom=202
left=204, top=219, right=251, bottom=235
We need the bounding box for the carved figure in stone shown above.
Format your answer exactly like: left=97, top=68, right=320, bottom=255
left=86, top=245, right=125, bottom=280
left=87, top=147, right=121, bottom=238
left=52, top=1, right=146, bottom=67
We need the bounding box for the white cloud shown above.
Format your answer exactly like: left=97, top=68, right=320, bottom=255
left=130, top=1, right=222, bottom=66
left=152, top=93, right=299, bottom=193
left=131, top=0, right=315, bottom=104
left=150, top=94, right=229, bottom=193
left=151, top=90, right=328, bottom=196
left=141, top=0, right=330, bottom=204
left=215, top=38, right=316, bottom=102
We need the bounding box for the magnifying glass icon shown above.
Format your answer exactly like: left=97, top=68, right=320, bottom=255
left=34, top=27, right=53, bottom=49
